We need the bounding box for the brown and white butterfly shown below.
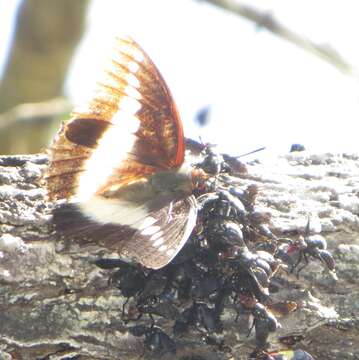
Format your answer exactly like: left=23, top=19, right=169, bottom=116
left=45, top=36, right=207, bottom=269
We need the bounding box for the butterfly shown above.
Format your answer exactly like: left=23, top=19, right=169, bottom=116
left=45, top=36, right=207, bottom=269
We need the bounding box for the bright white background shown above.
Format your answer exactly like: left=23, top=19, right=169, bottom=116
left=1, top=0, right=359, bottom=158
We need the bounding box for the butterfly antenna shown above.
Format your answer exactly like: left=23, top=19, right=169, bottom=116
left=235, top=147, right=266, bottom=159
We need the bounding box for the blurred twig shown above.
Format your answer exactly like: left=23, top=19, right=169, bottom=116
left=0, top=98, right=71, bottom=154
left=201, top=0, right=358, bottom=76
left=0, top=98, right=70, bottom=130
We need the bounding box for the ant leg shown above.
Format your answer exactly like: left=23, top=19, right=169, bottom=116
left=247, top=317, right=255, bottom=337
left=232, top=294, right=241, bottom=322
left=291, top=250, right=303, bottom=274
left=149, top=313, right=155, bottom=329
left=122, top=297, right=130, bottom=319
left=296, top=252, right=309, bottom=277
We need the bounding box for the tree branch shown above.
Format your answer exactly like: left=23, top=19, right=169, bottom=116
left=201, top=0, right=358, bottom=76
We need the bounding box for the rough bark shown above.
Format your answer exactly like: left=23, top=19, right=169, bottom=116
left=1, top=152, right=359, bottom=360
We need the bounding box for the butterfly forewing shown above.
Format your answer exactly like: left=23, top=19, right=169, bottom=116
left=46, top=36, right=184, bottom=201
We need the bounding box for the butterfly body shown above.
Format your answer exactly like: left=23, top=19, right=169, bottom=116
left=46, top=36, right=207, bottom=269
left=88, top=166, right=193, bottom=207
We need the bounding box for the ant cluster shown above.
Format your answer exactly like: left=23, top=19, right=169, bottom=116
left=96, top=144, right=335, bottom=359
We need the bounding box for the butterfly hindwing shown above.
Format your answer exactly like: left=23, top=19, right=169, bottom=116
left=53, top=196, right=197, bottom=269
left=120, top=195, right=197, bottom=269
